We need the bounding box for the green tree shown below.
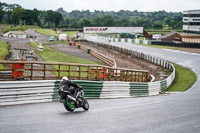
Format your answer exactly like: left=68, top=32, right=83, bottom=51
left=21, top=9, right=38, bottom=25
left=0, top=2, right=6, bottom=23
left=80, top=18, right=92, bottom=27
left=92, top=16, right=101, bottom=26
left=153, top=21, right=163, bottom=29
left=4, top=4, right=20, bottom=24
left=45, top=10, right=63, bottom=28
left=54, top=12, right=63, bottom=27
left=102, top=16, right=115, bottom=26
left=12, top=7, right=24, bottom=25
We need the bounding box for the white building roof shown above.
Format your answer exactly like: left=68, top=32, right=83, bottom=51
left=5, top=31, right=25, bottom=35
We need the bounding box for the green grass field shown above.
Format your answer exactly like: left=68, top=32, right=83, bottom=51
left=166, top=64, right=197, bottom=92
left=30, top=42, right=100, bottom=77
left=43, top=41, right=69, bottom=45
left=31, top=42, right=98, bottom=64
left=2, top=25, right=39, bottom=33
left=146, top=29, right=183, bottom=35
left=35, top=28, right=58, bottom=36
left=0, top=41, right=9, bottom=69
left=62, top=31, right=79, bottom=38
left=0, top=24, right=12, bottom=32
left=133, top=43, right=181, bottom=49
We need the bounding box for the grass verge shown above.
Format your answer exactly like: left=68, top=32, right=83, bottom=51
left=43, top=41, right=69, bottom=45
left=30, top=42, right=100, bottom=77
left=133, top=43, right=183, bottom=49
left=165, top=64, right=197, bottom=92
left=146, top=29, right=183, bottom=35
left=2, top=25, right=39, bottom=33
left=31, top=42, right=98, bottom=64
left=61, top=31, right=79, bottom=38
left=0, top=41, right=9, bottom=69
left=35, top=28, right=58, bottom=36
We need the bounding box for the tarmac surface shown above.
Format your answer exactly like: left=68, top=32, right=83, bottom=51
left=0, top=36, right=200, bottom=133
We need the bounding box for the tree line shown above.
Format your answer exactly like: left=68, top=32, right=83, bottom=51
left=0, top=2, right=63, bottom=28
left=0, top=2, right=183, bottom=29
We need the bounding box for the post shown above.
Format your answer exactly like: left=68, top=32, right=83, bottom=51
left=135, top=72, right=137, bottom=82
left=131, top=71, right=133, bottom=82
left=68, top=65, right=70, bottom=79
left=87, top=66, right=90, bottom=80
left=103, top=67, right=106, bottom=81
left=44, top=64, right=46, bottom=80
left=108, top=68, right=111, bottom=81
left=58, top=64, right=61, bottom=79
left=126, top=71, right=129, bottom=81
left=31, top=63, right=33, bottom=80
left=120, top=70, right=123, bottom=81
left=13, top=64, right=16, bottom=80
left=96, top=66, right=98, bottom=80
left=78, top=66, right=81, bottom=80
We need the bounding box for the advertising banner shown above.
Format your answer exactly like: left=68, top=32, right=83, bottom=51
left=83, top=27, right=143, bottom=34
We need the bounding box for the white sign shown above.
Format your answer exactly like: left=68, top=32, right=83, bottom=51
left=83, top=27, right=143, bottom=34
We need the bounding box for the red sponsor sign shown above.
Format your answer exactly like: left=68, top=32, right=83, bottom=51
left=85, top=28, right=108, bottom=31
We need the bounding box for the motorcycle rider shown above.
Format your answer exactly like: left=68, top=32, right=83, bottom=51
left=58, top=76, right=82, bottom=102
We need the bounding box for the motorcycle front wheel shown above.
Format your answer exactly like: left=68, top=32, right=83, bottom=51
left=63, top=97, right=75, bottom=112
left=82, top=99, right=89, bottom=110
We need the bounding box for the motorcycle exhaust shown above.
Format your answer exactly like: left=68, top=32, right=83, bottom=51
left=67, top=95, right=76, bottom=102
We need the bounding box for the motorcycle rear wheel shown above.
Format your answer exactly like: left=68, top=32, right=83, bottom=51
left=63, top=97, right=75, bottom=112
left=82, top=99, right=89, bottom=110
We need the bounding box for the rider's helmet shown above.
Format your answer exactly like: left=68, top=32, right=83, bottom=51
left=61, top=76, right=68, bottom=81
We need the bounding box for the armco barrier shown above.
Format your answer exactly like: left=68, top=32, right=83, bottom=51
left=0, top=71, right=174, bottom=106
left=77, top=44, right=117, bottom=67
left=0, top=80, right=55, bottom=106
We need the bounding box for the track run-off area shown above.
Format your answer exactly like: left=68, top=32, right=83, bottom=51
left=0, top=36, right=200, bottom=133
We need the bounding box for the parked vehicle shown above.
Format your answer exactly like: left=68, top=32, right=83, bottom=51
left=49, top=36, right=55, bottom=41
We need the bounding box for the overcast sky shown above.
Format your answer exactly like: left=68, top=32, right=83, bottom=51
left=0, top=0, right=200, bottom=12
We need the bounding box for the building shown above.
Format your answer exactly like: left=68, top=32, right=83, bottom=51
left=181, top=33, right=200, bottom=43
left=183, top=10, right=200, bottom=34
left=58, top=34, right=67, bottom=41
left=3, top=31, right=26, bottom=38
left=161, top=32, right=182, bottom=42
left=152, top=34, right=162, bottom=41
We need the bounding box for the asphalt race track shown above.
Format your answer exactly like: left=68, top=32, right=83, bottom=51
left=0, top=37, right=200, bottom=133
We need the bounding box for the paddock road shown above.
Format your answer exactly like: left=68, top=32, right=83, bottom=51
left=0, top=36, right=200, bottom=133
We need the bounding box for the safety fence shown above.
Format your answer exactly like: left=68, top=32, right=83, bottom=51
left=0, top=61, right=149, bottom=82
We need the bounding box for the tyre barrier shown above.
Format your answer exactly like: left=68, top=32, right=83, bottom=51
left=0, top=36, right=175, bottom=106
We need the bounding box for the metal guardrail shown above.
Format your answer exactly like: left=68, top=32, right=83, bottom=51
left=78, top=44, right=117, bottom=67
left=0, top=80, right=55, bottom=106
